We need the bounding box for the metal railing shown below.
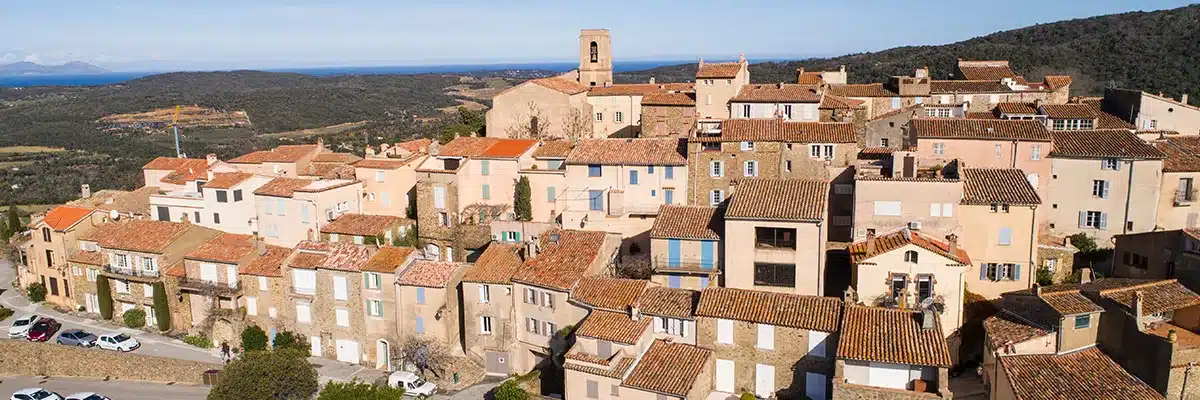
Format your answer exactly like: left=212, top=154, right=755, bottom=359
left=652, top=257, right=719, bottom=273
left=623, top=203, right=662, bottom=215
left=177, top=277, right=242, bottom=295
left=103, top=264, right=160, bottom=279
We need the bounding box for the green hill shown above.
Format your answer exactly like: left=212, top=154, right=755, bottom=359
left=617, top=4, right=1200, bottom=102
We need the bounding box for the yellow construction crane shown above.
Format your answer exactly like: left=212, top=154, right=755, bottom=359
left=168, top=105, right=182, bottom=157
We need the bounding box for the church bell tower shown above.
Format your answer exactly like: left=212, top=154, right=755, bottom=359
left=578, top=29, right=613, bottom=87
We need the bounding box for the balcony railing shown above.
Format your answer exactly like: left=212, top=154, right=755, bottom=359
left=177, top=277, right=242, bottom=296
left=624, top=203, right=662, bottom=216
left=1176, top=189, right=1197, bottom=206
left=652, top=257, right=719, bottom=273
left=696, top=121, right=722, bottom=136
left=103, top=264, right=160, bottom=279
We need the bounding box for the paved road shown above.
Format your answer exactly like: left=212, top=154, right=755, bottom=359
left=0, top=376, right=209, bottom=400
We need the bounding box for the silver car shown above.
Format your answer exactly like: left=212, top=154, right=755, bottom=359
left=56, top=329, right=97, bottom=347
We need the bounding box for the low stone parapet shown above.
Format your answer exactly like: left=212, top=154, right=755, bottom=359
left=0, top=339, right=221, bottom=384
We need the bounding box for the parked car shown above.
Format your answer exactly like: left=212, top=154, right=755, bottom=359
left=7, top=314, right=40, bottom=338
left=56, top=329, right=97, bottom=347
left=96, top=333, right=139, bottom=352
left=25, top=318, right=61, bottom=342
left=64, top=393, right=109, bottom=400
left=388, top=371, right=436, bottom=396
left=9, top=388, right=62, bottom=400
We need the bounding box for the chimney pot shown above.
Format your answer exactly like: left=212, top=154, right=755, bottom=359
left=946, top=234, right=958, bottom=255
left=80, top=184, right=91, bottom=199
left=1080, top=267, right=1093, bottom=284
left=1133, top=290, right=1145, bottom=320
left=865, top=231, right=877, bottom=254
left=1183, top=94, right=1190, bottom=104
left=921, top=309, right=936, bottom=330
left=648, top=77, right=655, bottom=84
left=206, top=153, right=218, bottom=165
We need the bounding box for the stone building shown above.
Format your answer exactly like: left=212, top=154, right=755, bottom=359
left=909, top=119, right=1052, bottom=199
left=835, top=305, right=953, bottom=399
left=460, top=243, right=525, bottom=376
left=22, top=205, right=98, bottom=310
left=396, top=260, right=467, bottom=352
left=319, top=213, right=409, bottom=245
left=640, top=92, right=697, bottom=138
left=694, top=57, right=750, bottom=120
left=1112, top=229, right=1200, bottom=291
left=648, top=205, right=722, bottom=290
left=172, top=233, right=283, bottom=345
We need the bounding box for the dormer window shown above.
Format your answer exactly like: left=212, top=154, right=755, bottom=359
left=904, top=250, right=919, bottom=263
left=1052, top=119, right=1094, bottom=131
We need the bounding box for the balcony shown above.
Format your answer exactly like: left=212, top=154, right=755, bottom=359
left=624, top=203, right=662, bottom=216
left=652, top=257, right=719, bottom=274
left=1175, top=189, right=1197, bottom=206
left=177, top=277, right=242, bottom=296
left=696, top=120, right=722, bottom=137
left=103, top=264, right=160, bottom=279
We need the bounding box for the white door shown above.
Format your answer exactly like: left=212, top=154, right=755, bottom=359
left=226, top=265, right=239, bottom=287
left=376, top=340, right=391, bottom=370
left=755, top=364, right=775, bottom=398
left=310, top=336, right=322, bottom=357
left=200, top=263, right=218, bottom=283
left=715, top=359, right=735, bottom=393
left=445, top=247, right=454, bottom=262
left=336, top=339, right=360, bottom=364
left=868, top=362, right=911, bottom=390
left=806, top=372, right=828, bottom=400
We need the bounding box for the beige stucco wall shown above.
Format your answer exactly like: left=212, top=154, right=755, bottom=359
left=397, top=284, right=457, bottom=347
left=25, top=216, right=96, bottom=309
left=1157, top=171, right=1200, bottom=230
left=854, top=244, right=966, bottom=337
left=521, top=168, right=566, bottom=223
left=694, top=64, right=748, bottom=119
left=1045, top=157, right=1163, bottom=243
left=916, top=138, right=1051, bottom=196
left=356, top=160, right=423, bottom=217
left=588, top=94, right=643, bottom=138
left=1137, top=93, right=1200, bottom=135
left=485, top=84, right=594, bottom=139
left=462, top=281, right=515, bottom=366
left=511, top=284, right=588, bottom=372
left=853, top=179, right=963, bottom=241
left=724, top=219, right=825, bottom=295
left=959, top=204, right=1038, bottom=299
left=199, top=176, right=271, bottom=235
left=1058, top=312, right=1101, bottom=353
left=559, top=163, right=685, bottom=257
left=257, top=182, right=363, bottom=248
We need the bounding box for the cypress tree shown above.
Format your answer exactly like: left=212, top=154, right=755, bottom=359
left=515, top=176, right=532, bottom=222
left=96, top=276, right=113, bottom=320
left=152, top=281, right=170, bottom=331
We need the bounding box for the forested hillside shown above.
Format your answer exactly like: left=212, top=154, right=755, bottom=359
left=617, top=4, right=1200, bottom=102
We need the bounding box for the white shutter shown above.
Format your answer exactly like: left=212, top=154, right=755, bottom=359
left=715, top=359, right=735, bottom=392
left=874, top=201, right=901, bottom=216
left=200, top=263, right=218, bottom=283
left=226, top=265, right=238, bottom=287
left=246, top=297, right=258, bottom=315
left=757, top=324, right=775, bottom=349
left=336, top=308, right=350, bottom=327
left=333, top=276, right=347, bottom=301
left=259, top=276, right=268, bottom=291
left=755, top=364, right=776, bottom=398
left=942, top=203, right=953, bottom=217
left=296, top=302, right=312, bottom=323
left=433, top=186, right=446, bottom=209
left=930, top=203, right=941, bottom=217
left=717, top=319, right=734, bottom=344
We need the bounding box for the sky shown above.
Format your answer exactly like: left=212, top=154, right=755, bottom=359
left=1, top=0, right=1195, bottom=72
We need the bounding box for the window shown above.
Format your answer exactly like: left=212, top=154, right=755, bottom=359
left=740, top=141, right=755, bottom=151
left=1179, top=178, right=1196, bottom=202
left=755, top=227, right=796, bottom=249
left=664, top=189, right=674, bottom=205
left=757, top=324, right=775, bottom=349
left=701, top=142, right=720, bottom=152
left=415, top=316, right=425, bottom=333
left=142, top=256, right=157, bottom=273
left=233, top=189, right=243, bottom=202
left=743, top=104, right=751, bottom=118
left=930, top=203, right=953, bottom=217
left=717, top=319, right=734, bottom=344
left=647, top=165, right=654, bottom=174
left=365, top=272, right=382, bottom=290
left=1031, top=145, right=1042, bottom=160
left=212, top=213, right=221, bottom=224
left=367, top=300, right=383, bottom=317
left=588, top=190, right=604, bottom=211
left=143, top=283, right=153, bottom=298
left=933, top=142, right=945, bottom=155
left=925, top=108, right=952, bottom=118
left=834, top=184, right=853, bottom=195
left=994, top=144, right=1003, bottom=158
left=587, top=381, right=598, bottom=399
left=544, top=321, right=557, bottom=336
left=665, top=166, right=674, bottom=179
left=293, top=269, right=316, bottom=295
left=276, top=198, right=285, bottom=216
left=336, top=308, right=350, bottom=327
left=1053, top=119, right=1094, bottom=130
left=710, top=190, right=724, bottom=206
left=433, top=186, right=446, bottom=209
left=999, top=227, right=1012, bottom=246
left=808, top=331, right=829, bottom=357
left=86, top=268, right=98, bottom=282
left=891, top=274, right=906, bottom=297
left=246, top=297, right=258, bottom=315
left=917, top=275, right=933, bottom=302
left=478, top=284, right=490, bottom=303
left=810, top=144, right=821, bottom=158
left=784, top=104, right=793, bottom=119
left=1082, top=211, right=1107, bottom=229
left=709, top=160, right=724, bottom=177
left=541, top=291, right=555, bottom=309
left=904, top=250, right=919, bottom=263
left=259, top=276, right=268, bottom=291
left=416, top=287, right=426, bottom=304
left=114, top=279, right=130, bottom=294
left=1074, top=314, right=1091, bottom=329
left=296, top=302, right=312, bottom=323
left=880, top=138, right=889, bottom=147
left=754, top=263, right=795, bottom=287
left=595, top=112, right=603, bottom=122
left=1102, top=159, right=1120, bottom=170
left=891, top=97, right=901, bottom=109
left=744, top=160, right=758, bottom=177
left=588, top=164, right=602, bottom=177
left=482, top=184, right=491, bottom=200
left=1093, top=180, right=1110, bottom=198
left=480, top=316, right=493, bottom=334
left=785, top=160, right=792, bottom=172
left=873, top=201, right=901, bottom=216
left=215, top=190, right=228, bottom=203
left=615, top=112, right=624, bottom=123
left=629, top=170, right=638, bottom=185
left=546, top=186, right=556, bottom=202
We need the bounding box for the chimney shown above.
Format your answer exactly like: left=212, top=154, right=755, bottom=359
left=698, top=57, right=704, bottom=67
left=648, top=77, right=655, bottom=84
left=777, top=82, right=784, bottom=89
left=206, top=153, right=218, bottom=165
left=1133, top=290, right=1145, bottom=321
left=796, top=67, right=805, bottom=83
left=1034, top=284, right=1042, bottom=296
left=865, top=231, right=877, bottom=254
left=207, top=170, right=215, bottom=180
left=628, top=304, right=641, bottom=321
left=80, top=184, right=91, bottom=199
left=1183, top=94, right=1190, bottom=104
left=946, top=234, right=958, bottom=256
left=317, top=137, right=325, bottom=150
left=1080, top=267, right=1093, bottom=284
left=921, top=309, right=936, bottom=330
left=839, top=65, right=846, bottom=73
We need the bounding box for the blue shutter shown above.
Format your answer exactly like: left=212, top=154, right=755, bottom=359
left=1013, top=264, right=1022, bottom=281
left=415, top=316, right=424, bottom=333
left=668, top=276, right=681, bottom=288
left=548, top=160, right=562, bottom=170
left=1099, top=212, right=1109, bottom=229
left=1079, top=211, right=1087, bottom=228
left=700, top=277, right=710, bottom=288
left=999, top=228, right=1012, bottom=246
left=547, top=186, right=556, bottom=202
left=416, top=287, right=426, bottom=304
left=668, top=239, right=681, bottom=267
left=589, top=165, right=602, bottom=177
left=589, top=190, right=604, bottom=211
left=980, top=264, right=988, bottom=280
left=482, top=184, right=491, bottom=200
left=700, top=241, right=715, bottom=269
left=648, top=165, right=655, bottom=174
left=481, top=160, right=490, bottom=175
left=665, top=189, right=674, bottom=205
left=268, top=327, right=277, bottom=346
left=629, top=170, right=639, bottom=185
left=665, top=166, right=674, bottom=180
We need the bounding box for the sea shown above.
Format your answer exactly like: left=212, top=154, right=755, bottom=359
left=0, top=60, right=698, bottom=87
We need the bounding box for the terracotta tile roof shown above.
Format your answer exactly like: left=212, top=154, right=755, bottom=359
left=570, top=277, right=648, bottom=312
left=798, top=71, right=823, bottom=85
left=311, top=153, right=361, bottom=163
left=1155, top=136, right=1200, bottom=172
left=166, top=263, right=185, bottom=278
left=820, top=94, right=865, bottom=109
left=202, top=172, right=253, bottom=189
left=439, top=137, right=535, bottom=159
left=512, top=229, right=610, bottom=291
left=641, top=92, right=695, bottom=106
left=696, top=287, right=841, bottom=331
left=726, top=179, right=827, bottom=221
left=397, top=260, right=461, bottom=288
left=984, top=311, right=1053, bottom=348
left=69, top=186, right=157, bottom=215
left=361, top=246, right=416, bottom=274
left=67, top=250, right=105, bottom=266
left=995, top=102, right=1038, bottom=115
left=859, top=147, right=895, bottom=156
left=1044, top=76, right=1073, bottom=90
left=320, top=213, right=403, bottom=236
left=1004, top=287, right=1104, bottom=320
left=253, top=177, right=314, bottom=197
left=966, top=111, right=998, bottom=119
left=931, top=80, right=1013, bottom=94
left=649, top=205, right=723, bottom=240
left=481, top=139, right=537, bottom=159
left=961, top=168, right=1042, bottom=205
left=621, top=340, right=712, bottom=396
left=869, top=103, right=923, bottom=121
left=837, top=305, right=953, bottom=367
left=637, top=287, right=698, bottom=319
left=1049, top=130, right=1164, bottom=159
left=530, top=77, right=589, bottom=95
left=911, top=119, right=1052, bottom=141
left=353, top=158, right=417, bottom=170
left=302, top=163, right=356, bottom=179
left=695, top=62, right=743, bottom=79
left=532, top=140, right=574, bottom=159
left=228, top=144, right=318, bottom=164
left=565, top=138, right=686, bottom=166
left=690, top=119, right=855, bottom=143
left=588, top=83, right=682, bottom=96
left=574, top=310, right=651, bottom=344
left=39, top=206, right=93, bottom=231
left=828, top=83, right=897, bottom=98
left=240, top=245, right=290, bottom=277
left=289, top=252, right=328, bottom=269
left=731, top=84, right=822, bottom=103
left=80, top=220, right=203, bottom=254
left=1040, top=104, right=1099, bottom=119
left=565, top=356, right=635, bottom=379
left=461, top=243, right=524, bottom=284
left=1090, top=279, right=1200, bottom=315
left=958, top=66, right=1017, bottom=81
left=146, top=157, right=210, bottom=185
left=849, top=227, right=971, bottom=265
left=998, top=347, right=1162, bottom=400
left=185, top=233, right=255, bottom=264
left=291, top=241, right=378, bottom=272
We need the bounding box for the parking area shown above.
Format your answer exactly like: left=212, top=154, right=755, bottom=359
left=0, top=376, right=210, bottom=400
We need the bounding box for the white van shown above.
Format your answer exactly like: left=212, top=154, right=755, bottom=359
left=388, top=371, right=437, bottom=397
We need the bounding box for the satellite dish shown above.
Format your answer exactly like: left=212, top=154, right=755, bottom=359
left=920, top=297, right=935, bottom=309
left=109, top=209, right=120, bottom=221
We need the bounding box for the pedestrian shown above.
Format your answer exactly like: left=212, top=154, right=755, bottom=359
left=221, top=341, right=230, bottom=363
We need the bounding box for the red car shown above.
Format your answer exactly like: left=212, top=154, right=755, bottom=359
left=26, top=318, right=61, bottom=342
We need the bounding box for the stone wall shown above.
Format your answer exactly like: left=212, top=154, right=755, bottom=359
left=0, top=339, right=220, bottom=384
left=696, top=316, right=836, bottom=399
left=640, top=105, right=695, bottom=138
left=832, top=381, right=947, bottom=400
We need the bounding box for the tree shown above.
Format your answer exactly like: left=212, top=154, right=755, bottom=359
left=152, top=281, right=170, bottom=331
left=610, top=256, right=653, bottom=280
left=122, top=308, right=146, bottom=328
left=242, top=325, right=269, bottom=352
left=494, top=380, right=530, bottom=400
left=317, top=380, right=404, bottom=400
left=395, top=225, right=419, bottom=248
left=26, top=282, right=46, bottom=302
left=1068, top=233, right=1098, bottom=253
left=514, top=176, right=532, bottom=222
left=504, top=101, right=551, bottom=139
left=458, top=106, right=485, bottom=136
left=273, top=330, right=311, bottom=356
left=96, top=276, right=113, bottom=320
left=208, top=349, right=319, bottom=400
left=5, top=202, right=20, bottom=236
left=560, top=108, right=591, bottom=140
left=395, top=335, right=452, bottom=378
left=1036, top=266, right=1055, bottom=286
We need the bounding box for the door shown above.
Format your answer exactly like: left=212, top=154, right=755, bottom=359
left=700, top=240, right=715, bottom=269
left=199, top=263, right=218, bottom=283
left=336, top=339, right=360, bottom=364
left=667, top=239, right=681, bottom=267
left=376, top=340, right=391, bottom=370
left=868, top=362, right=910, bottom=390
left=715, top=359, right=735, bottom=393
left=806, top=372, right=828, bottom=400
left=486, top=351, right=509, bottom=375
left=755, top=364, right=775, bottom=398
left=310, top=336, right=322, bottom=357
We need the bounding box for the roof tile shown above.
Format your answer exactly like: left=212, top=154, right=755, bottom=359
left=731, top=84, right=822, bottom=103
left=397, top=260, right=462, bottom=288
left=566, top=138, right=686, bottom=166
left=320, top=213, right=404, bottom=236
left=570, top=277, right=648, bottom=312
left=361, top=246, right=416, bottom=274
left=837, top=305, right=953, bottom=367
left=696, top=287, right=841, bottom=331
left=695, top=62, right=743, bottom=79
left=962, top=168, right=1042, bottom=205
left=649, top=205, right=723, bottom=240
left=691, top=119, right=855, bottom=143
left=621, top=340, right=712, bottom=397
left=1049, top=130, right=1164, bottom=159
left=726, top=179, right=828, bottom=221
left=641, top=92, right=695, bottom=106
left=38, top=206, right=93, bottom=231
left=998, top=347, right=1162, bottom=400
left=574, top=310, right=650, bottom=344
left=512, top=230, right=609, bottom=291
left=911, top=119, right=1052, bottom=141
left=849, top=227, right=971, bottom=265
left=637, top=287, right=698, bottom=319
left=461, top=243, right=524, bottom=284
left=228, top=145, right=319, bottom=164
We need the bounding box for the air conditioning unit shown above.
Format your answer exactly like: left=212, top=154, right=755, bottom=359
left=908, top=221, right=922, bottom=230
left=492, top=233, right=501, bottom=241
left=326, top=210, right=336, bottom=221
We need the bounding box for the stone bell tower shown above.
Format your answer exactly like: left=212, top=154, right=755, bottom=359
left=578, top=29, right=613, bottom=87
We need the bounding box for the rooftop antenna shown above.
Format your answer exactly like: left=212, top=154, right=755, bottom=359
left=168, top=105, right=183, bottom=157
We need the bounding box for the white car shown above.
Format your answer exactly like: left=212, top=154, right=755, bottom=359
left=64, top=393, right=109, bottom=400
left=9, top=388, right=62, bottom=400
left=96, top=333, right=139, bottom=352
left=7, top=314, right=40, bottom=338
left=388, top=371, right=436, bottom=396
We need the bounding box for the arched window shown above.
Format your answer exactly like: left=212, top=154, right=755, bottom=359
left=904, top=250, right=919, bottom=263
left=41, top=227, right=51, bottom=242
left=530, top=116, right=539, bottom=137
left=589, top=41, right=598, bottom=63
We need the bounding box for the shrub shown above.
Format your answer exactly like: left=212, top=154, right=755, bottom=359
left=242, top=325, right=269, bottom=352
left=151, top=281, right=170, bottom=331
left=494, top=380, right=529, bottom=400
left=1036, top=266, right=1055, bottom=286
left=273, top=330, right=311, bottom=356
left=0, top=306, right=13, bottom=322
left=122, top=308, right=146, bottom=328
left=317, top=380, right=405, bottom=400
left=208, top=348, right=318, bottom=400
left=96, top=276, right=113, bottom=320
left=183, top=334, right=214, bottom=349
left=739, top=392, right=756, bottom=400
left=1067, top=233, right=1097, bottom=252
left=26, top=282, right=46, bottom=302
